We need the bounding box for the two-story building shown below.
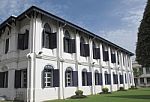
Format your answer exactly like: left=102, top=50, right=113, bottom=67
left=0, top=6, right=134, bottom=102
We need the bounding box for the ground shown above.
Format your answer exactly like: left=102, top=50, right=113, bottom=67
left=1, top=88, right=150, bottom=102
left=46, top=88, right=150, bottom=102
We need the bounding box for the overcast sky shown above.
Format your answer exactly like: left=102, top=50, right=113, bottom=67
left=0, top=0, right=147, bottom=53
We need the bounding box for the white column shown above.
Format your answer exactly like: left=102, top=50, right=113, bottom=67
left=57, top=25, right=64, bottom=99
left=115, top=50, right=119, bottom=90
left=99, top=43, right=104, bottom=88
left=108, top=47, right=113, bottom=92
left=89, top=38, right=94, bottom=94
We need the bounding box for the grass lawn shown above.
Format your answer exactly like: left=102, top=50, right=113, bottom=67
left=45, top=88, right=150, bottom=102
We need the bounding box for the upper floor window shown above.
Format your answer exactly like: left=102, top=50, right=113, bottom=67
left=146, top=68, right=150, bottom=74
left=5, top=38, right=9, bottom=54
left=42, top=23, right=57, bottom=49
left=18, top=30, right=29, bottom=50
left=111, top=49, right=116, bottom=63
left=80, top=36, right=89, bottom=57
left=0, top=71, right=8, bottom=88
left=63, top=30, right=76, bottom=53
left=102, top=45, right=109, bottom=61
left=117, top=52, right=120, bottom=65
left=93, top=42, right=100, bottom=59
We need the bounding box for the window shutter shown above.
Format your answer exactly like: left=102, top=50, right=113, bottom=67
left=42, top=31, right=45, bottom=47
left=80, top=43, right=84, bottom=56
left=65, top=71, right=67, bottom=87
left=49, top=32, right=57, bottom=49
left=108, top=74, right=111, bottom=85
left=0, top=72, right=4, bottom=88
left=64, top=37, right=68, bottom=52
left=5, top=39, right=9, bottom=53
left=24, top=30, right=29, bottom=49
left=87, top=72, right=92, bottom=86
left=53, top=69, right=59, bottom=87
left=18, top=34, right=25, bottom=50
left=15, top=70, right=21, bottom=88
left=99, top=73, right=103, bottom=85
left=5, top=71, right=8, bottom=88
left=103, top=51, right=109, bottom=61
left=116, top=75, right=118, bottom=84
left=72, top=71, right=78, bottom=86
left=84, top=44, right=90, bottom=57
left=42, top=70, right=46, bottom=88
left=70, top=39, right=76, bottom=53
left=111, top=54, right=116, bottom=63
left=94, top=48, right=100, bottom=59
left=120, top=75, right=124, bottom=84
left=93, top=48, right=96, bottom=59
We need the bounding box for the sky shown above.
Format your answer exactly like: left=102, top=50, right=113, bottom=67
left=0, top=0, right=147, bottom=54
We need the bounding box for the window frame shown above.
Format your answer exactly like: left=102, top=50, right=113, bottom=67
left=82, top=69, right=88, bottom=86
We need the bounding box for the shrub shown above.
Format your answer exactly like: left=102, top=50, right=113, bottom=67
left=75, top=90, right=83, bottom=96
left=119, top=87, right=125, bottom=91
left=102, top=87, right=109, bottom=93
left=129, top=86, right=138, bottom=90
left=70, top=90, right=87, bottom=99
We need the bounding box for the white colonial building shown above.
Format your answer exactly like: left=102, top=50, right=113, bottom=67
left=0, top=6, right=134, bottom=102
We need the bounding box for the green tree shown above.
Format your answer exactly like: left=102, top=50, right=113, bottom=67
left=136, top=0, right=150, bottom=67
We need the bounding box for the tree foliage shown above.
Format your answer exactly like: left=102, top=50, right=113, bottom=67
left=136, top=0, right=150, bottom=67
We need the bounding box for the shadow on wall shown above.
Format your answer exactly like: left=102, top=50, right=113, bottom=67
left=108, top=95, right=150, bottom=100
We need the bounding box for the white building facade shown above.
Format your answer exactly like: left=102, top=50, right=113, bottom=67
left=0, top=6, right=134, bottom=102
left=133, top=61, right=150, bottom=87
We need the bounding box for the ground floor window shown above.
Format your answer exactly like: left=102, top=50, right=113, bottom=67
left=105, top=71, right=111, bottom=85
left=82, top=69, right=92, bottom=86
left=82, top=69, right=88, bottom=86
left=42, top=65, right=60, bottom=88
left=113, top=73, right=118, bottom=84
left=95, top=70, right=99, bottom=85
left=140, top=78, right=144, bottom=84
left=147, top=77, right=150, bottom=84
left=0, top=71, right=8, bottom=88
left=134, top=78, right=138, bottom=85
left=15, top=69, right=27, bottom=88
left=65, top=68, right=73, bottom=86
left=65, top=68, right=78, bottom=87
left=119, top=74, right=124, bottom=84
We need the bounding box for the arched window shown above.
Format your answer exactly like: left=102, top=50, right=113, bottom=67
left=93, top=41, right=100, bottom=59
left=64, top=30, right=71, bottom=53
left=105, top=71, right=108, bottom=85
left=42, top=23, right=51, bottom=48
left=82, top=69, right=88, bottom=86
left=42, top=23, right=57, bottom=49
left=95, top=70, right=99, bottom=85
left=65, top=67, right=73, bottom=87
left=113, top=72, right=118, bottom=84
left=63, top=30, right=76, bottom=53
left=125, top=73, right=127, bottom=83
left=43, top=65, right=54, bottom=87
left=80, top=36, right=89, bottom=57
left=102, top=44, right=109, bottom=61
left=119, top=73, right=123, bottom=84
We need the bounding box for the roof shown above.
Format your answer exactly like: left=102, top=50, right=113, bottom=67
left=0, top=6, right=134, bottom=56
